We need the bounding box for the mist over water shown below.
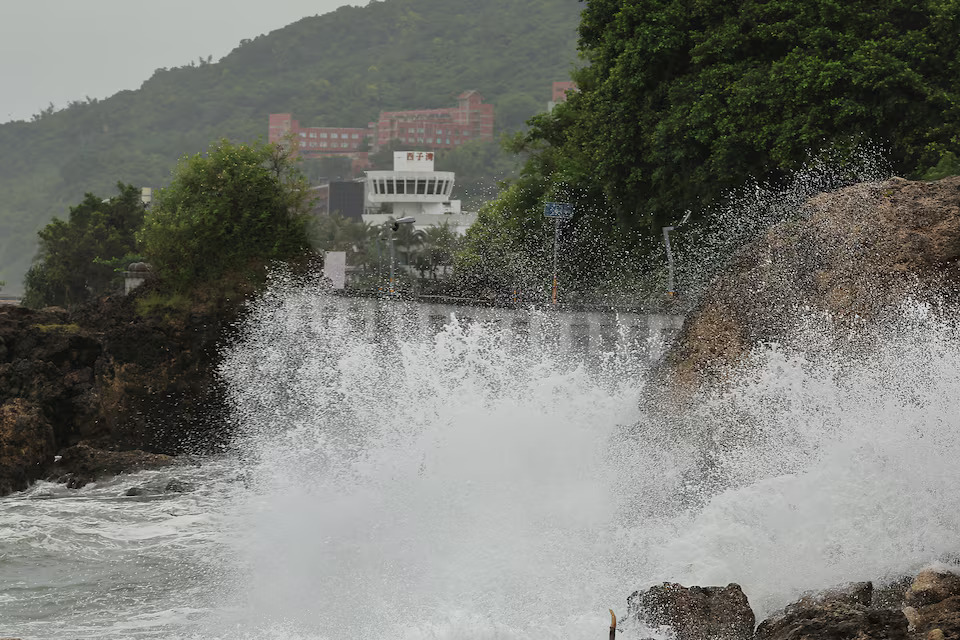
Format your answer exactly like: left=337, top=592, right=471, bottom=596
left=214, top=281, right=960, bottom=640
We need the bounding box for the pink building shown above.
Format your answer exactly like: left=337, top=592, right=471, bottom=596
left=269, top=90, right=495, bottom=155
left=552, top=81, right=577, bottom=103
left=375, top=90, right=494, bottom=149
left=268, top=114, right=373, bottom=159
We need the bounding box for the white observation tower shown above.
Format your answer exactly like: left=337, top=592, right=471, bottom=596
left=363, top=151, right=475, bottom=234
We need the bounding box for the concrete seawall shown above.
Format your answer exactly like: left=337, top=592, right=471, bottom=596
left=318, top=297, right=685, bottom=362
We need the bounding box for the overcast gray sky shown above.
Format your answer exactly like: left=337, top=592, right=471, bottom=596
left=0, top=0, right=369, bottom=123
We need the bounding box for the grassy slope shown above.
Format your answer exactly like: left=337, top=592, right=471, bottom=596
left=0, top=0, right=581, bottom=295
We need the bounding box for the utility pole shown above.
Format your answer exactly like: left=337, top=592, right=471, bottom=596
left=386, top=216, right=416, bottom=297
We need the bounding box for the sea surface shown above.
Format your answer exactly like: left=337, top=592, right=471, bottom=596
left=2, top=286, right=959, bottom=640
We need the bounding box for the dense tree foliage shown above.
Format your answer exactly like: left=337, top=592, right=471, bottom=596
left=23, top=184, right=145, bottom=308
left=461, top=0, right=960, bottom=293
left=569, top=0, right=960, bottom=228
left=0, top=0, right=581, bottom=294
left=137, top=141, right=311, bottom=288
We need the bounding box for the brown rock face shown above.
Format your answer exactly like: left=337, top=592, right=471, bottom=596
left=663, top=176, right=960, bottom=389
left=903, top=571, right=960, bottom=638
left=0, top=399, right=55, bottom=495
left=627, top=582, right=754, bottom=640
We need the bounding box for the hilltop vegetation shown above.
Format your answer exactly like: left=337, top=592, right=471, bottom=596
left=0, top=0, right=581, bottom=294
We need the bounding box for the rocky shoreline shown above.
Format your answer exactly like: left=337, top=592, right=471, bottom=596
left=622, top=568, right=959, bottom=639
left=0, top=288, right=238, bottom=496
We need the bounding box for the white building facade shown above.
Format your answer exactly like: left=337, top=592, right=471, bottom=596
left=363, top=151, right=476, bottom=234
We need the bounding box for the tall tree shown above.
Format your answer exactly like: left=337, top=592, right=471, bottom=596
left=137, top=141, right=311, bottom=288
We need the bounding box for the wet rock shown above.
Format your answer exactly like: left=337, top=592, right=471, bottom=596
left=872, top=576, right=914, bottom=610
left=904, top=570, right=960, bottom=608
left=755, top=583, right=908, bottom=640
left=0, top=399, right=55, bottom=495
left=626, top=582, right=754, bottom=640
left=55, top=443, right=174, bottom=489
left=786, top=581, right=873, bottom=611
left=124, top=486, right=145, bottom=496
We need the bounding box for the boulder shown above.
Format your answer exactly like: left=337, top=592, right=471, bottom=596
left=662, top=176, right=960, bottom=390
left=904, top=570, right=960, bottom=608
left=901, top=570, right=960, bottom=639
left=626, top=582, right=754, bottom=640
left=755, top=582, right=908, bottom=640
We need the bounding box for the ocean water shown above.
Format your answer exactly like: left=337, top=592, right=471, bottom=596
left=2, top=287, right=959, bottom=640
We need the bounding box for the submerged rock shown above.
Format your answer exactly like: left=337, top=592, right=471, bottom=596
left=55, top=443, right=174, bottom=489
left=163, top=478, right=194, bottom=493
left=626, top=582, right=754, bottom=640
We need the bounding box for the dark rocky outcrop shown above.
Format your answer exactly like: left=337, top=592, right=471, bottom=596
left=755, top=581, right=908, bottom=640
left=663, top=176, right=960, bottom=389
left=627, top=582, right=755, bottom=640
left=0, top=286, right=242, bottom=495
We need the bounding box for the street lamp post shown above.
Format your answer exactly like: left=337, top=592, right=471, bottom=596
left=661, top=211, right=690, bottom=298
left=386, top=216, right=416, bottom=297
left=662, top=225, right=676, bottom=297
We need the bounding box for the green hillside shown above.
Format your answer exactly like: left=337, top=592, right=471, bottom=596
left=0, top=0, right=581, bottom=295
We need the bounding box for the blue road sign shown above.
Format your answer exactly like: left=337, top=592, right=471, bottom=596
left=543, top=202, right=574, bottom=219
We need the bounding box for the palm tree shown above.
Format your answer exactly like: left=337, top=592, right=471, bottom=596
left=420, top=222, right=460, bottom=280
left=393, top=222, right=424, bottom=271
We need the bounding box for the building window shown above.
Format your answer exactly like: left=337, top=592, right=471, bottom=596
left=406, top=179, right=416, bottom=194
left=299, top=141, right=306, bottom=147
left=320, top=133, right=327, bottom=138
left=395, top=180, right=404, bottom=194
left=427, top=138, right=433, bottom=143
left=446, top=138, right=451, bottom=144
left=299, top=132, right=306, bottom=137
left=372, top=181, right=379, bottom=195
left=342, top=142, right=349, bottom=148
left=386, top=180, right=395, bottom=195
left=309, top=132, right=317, bottom=138
left=320, top=142, right=328, bottom=148
left=426, top=180, right=435, bottom=195
left=352, top=133, right=359, bottom=139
